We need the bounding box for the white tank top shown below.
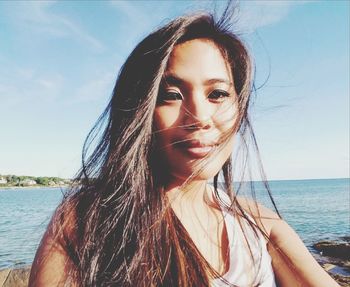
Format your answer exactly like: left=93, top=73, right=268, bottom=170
left=211, top=189, right=276, bottom=287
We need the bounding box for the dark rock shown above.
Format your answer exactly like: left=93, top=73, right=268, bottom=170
left=313, top=240, right=350, bottom=260
left=329, top=273, right=350, bottom=287
left=312, top=237, right=350, bottom=285
left=340, top=236, right=350, bottom=242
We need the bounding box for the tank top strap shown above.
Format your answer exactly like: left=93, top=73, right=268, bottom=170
left=210, top=186, right=277, bottom=287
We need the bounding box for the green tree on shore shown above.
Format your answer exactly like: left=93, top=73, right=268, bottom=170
left=0, top=174, right=71, bottom=187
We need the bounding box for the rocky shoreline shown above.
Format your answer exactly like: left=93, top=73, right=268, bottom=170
left=0, top=238, right=349, bottom=286
left=311, top=236, right=350, bottom=286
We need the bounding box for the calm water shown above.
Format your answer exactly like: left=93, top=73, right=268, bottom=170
left=0, top=178, right=349, bottom=269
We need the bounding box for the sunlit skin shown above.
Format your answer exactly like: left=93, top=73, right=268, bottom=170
left=153, top=39, right=238, bottom=273
left=154, top=39, right=238, bottom=187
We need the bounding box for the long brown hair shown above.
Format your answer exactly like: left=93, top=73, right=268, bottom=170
left=50, top=4, right=281, bottom=287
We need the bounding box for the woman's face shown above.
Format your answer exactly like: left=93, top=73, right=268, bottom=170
left=153, top=39, right=238, bottom=183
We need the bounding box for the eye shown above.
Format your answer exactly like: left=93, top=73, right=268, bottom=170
left=208, top=89, right=231, bottom=102
left=157, top=91, right=183, bottom=104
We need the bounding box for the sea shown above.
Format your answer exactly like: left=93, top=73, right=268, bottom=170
left=0, top=178, right=349, bottom=270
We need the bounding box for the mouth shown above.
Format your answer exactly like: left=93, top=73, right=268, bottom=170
left=175, top=139, right=217, bottom=158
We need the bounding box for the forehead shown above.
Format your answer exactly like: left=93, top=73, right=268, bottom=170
left=165, top=39, right=232, bottom=83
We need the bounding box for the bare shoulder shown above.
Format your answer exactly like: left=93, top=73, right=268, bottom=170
left=235, top=196, right=281, bottom=236
left=235, top=196, right=305, bottom=245
left=28, top=200, right=78, bottom=287
left=236, top=196, right=339, bottom=286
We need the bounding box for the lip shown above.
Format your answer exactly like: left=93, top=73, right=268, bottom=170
left=175, top=139, right=217, bottom=158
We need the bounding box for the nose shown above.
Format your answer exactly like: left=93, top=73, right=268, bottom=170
left=182, top=94, right=212, bottom=130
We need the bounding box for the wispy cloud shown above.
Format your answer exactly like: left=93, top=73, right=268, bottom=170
left=0, top=63, right=116, bottom=108
left=109, top=1, right=152, bottom=28
left=7, top=1, right=104, bottom=52
left=108, top=0, right=311, bottom=35
left=0, top=64, right=64, bottom=107
left=238, top=0, right=311, bottom=32
left=71, top=72, right=116, bottom=104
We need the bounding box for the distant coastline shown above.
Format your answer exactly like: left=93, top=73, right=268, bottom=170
left=0, top=174, right=71, bottom=189
left=0, top=185, right=68, bottom=190
left=1, top=175, right=348, bottom=189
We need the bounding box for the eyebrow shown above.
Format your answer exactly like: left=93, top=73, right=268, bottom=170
left=163, top=74, right=233, bottom=87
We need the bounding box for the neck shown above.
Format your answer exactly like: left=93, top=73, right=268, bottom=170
left=164, top=179, right=212, bottom=211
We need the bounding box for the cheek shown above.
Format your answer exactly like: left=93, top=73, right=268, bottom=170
left=191, top=136, right=235, bottom=180
left=214, top=103, right=237, bottom=132
left=153, top=108, right=180, bottom=156
left=153, top=107, right=180, bottom=131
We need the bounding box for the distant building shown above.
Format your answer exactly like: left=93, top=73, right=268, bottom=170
left=21, top=179, right=37, bottom=186
left=0, top=177, right=7, bottom=184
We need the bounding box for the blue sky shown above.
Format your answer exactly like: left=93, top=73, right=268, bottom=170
left=0, top=1, right=348, bottom=180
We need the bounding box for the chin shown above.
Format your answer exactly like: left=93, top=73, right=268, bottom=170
left=160, top=141, right=234, bottom=185
left=170, top=158, right=227, bottom=183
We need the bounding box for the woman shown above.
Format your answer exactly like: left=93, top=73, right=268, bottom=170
left=29, top=7, right=339, bottom=287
